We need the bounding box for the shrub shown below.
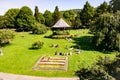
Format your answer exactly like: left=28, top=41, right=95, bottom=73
left=31, top=40, right=44, bottom=49
left=32, top=22, right=47, bottom=34
left=0, top=29, right=15, bottom=45
left=75, top=55, right=120, bottom=80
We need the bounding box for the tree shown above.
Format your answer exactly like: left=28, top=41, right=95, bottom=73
left=34, top=6, right=45, bottom=24
left=91, top=13, right=120, bottom=51
left=63, top=10, right=76, bottom=26
left=96, top=1, right=112, bottom=17
left=53, top=6, right=62, bottom=23
left=73, top=14, right=82, bottom=29
left=110, top=0, right=120, bottom=12
left=0, top=16, right=8, bottom=28
left=63, top=11, right=70, bottom=20
left=43, top=10, right=54, bottom=27
left=16, top=6, right=35, bottom=31
left=63, top=10, right=76, bottom=22
left=80, top=1, right=95, bottom=27
left=114, top=11, right=120, bottom=51
left=4, top=8, right=19, bottom=28
left=38, top=13, right=45, bottom=24
left=34, top=6, right=39, bottom=22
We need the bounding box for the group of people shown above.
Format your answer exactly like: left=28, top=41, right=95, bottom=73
left=55, top=51, right=72, bottom=56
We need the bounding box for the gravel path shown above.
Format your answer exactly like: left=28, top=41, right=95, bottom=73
left=0, top=72, right=79, bottom=80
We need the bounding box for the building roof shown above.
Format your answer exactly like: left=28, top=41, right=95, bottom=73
left=52, top=18, right=70, bottom=28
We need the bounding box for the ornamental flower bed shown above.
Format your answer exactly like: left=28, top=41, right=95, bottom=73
left=33, top=56, right=68, bottom=71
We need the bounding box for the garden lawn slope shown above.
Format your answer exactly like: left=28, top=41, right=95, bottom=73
left=0, top=29, right=116, bottom=77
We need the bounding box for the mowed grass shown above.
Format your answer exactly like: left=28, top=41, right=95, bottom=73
left=0, top=29, right=116, bottom=77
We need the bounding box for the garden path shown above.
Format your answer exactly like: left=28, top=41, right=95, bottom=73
left=0, top=72, right=79, bottom=80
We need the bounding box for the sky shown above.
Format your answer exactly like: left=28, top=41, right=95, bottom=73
left=0, top=0, right=110, bottom=15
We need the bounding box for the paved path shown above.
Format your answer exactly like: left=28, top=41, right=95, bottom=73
left=0, top=72, right=79, bottom=80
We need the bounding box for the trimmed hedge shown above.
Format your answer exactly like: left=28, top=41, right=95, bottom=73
left=53, top=30, right=70, bottom=35
left=52, top=35, right=73, bottom=39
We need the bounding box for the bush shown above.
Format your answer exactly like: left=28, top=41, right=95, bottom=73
left=31, top=40, right=44, bottom=49
left=0, top=29, right=15, bottom=45
left=32, top=22, right=47, bottom=34
left=75, top=55, right=120, bottom=80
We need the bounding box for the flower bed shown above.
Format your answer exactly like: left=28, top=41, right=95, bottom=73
left=33, top=56, right=68, bottom=71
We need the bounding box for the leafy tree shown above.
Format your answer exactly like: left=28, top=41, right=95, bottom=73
left=43, top=10, right=54, bottom=27
left=80, top=1, right=95, bottom=27
left=53, top=6, right=62, bottom=23
left=34, top=6, right=45, bottom=24
left=91, top=13, right=120, bottom=51
left=73, top=14, right=82, bottom=29
left=114, top=11, right=120, bottom=51
left=110, top=0, right=120, bottom=12
left=96, top=1, right=112, bottom=17
left=0, top=29, right=15, bottom=45
left=63, top=11, right=70, bottom=20
left=38, top=13, right=45, bottom=24
left=63, top=10, right=76, bottom=26
left=63, top=10, right=76, bottom=22
left=34, top=6, right=39, bottom=22
left=16, top=6, right=35, bottom=31
left=0, top=16, right=8, bottom=28
left=4, top=8, right=19, bottom=28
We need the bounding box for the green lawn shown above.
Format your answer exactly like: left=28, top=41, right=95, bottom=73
left=0, top=29, right=116, bottom=77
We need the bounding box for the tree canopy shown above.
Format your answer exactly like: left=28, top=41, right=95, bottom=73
left=53, top=6, right=62, bottom=23
left=110, top=0, right=120, bottom=12
left=16, top=6, right=35, bottom=31
left=4, top=8, right=19, bottom=28
left=80, top=1, right=95, bottom=27
left=43, top=10, right=54, bottom=27
left=0, top=16, right=8, bottom=28
left=63, top=10, right=76, bottom=27
left=91, top=12, right=120, bottom=51
left=96, top=1, right=112, bottom=17
left=34, top=6, right=39, bottom=22
left=38, top=13, right=45, bottom=24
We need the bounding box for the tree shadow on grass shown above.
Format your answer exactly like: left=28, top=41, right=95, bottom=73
left=72, top=36, right=111, bottom=54
left=0, top=42, right=14, bottom=47
left=43, top=35, right=52, bottom=38
left=29, top=47, right=40, bottom=50
left=72, top=36, right=97, bottom=50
